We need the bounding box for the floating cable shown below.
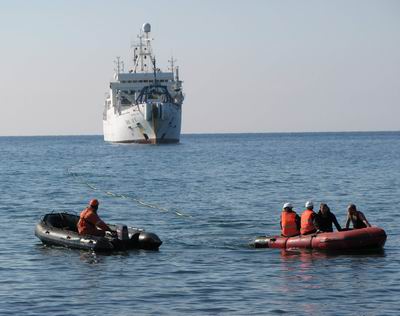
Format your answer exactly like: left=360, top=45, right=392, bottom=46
left=66, top=167, right=192, bottom=218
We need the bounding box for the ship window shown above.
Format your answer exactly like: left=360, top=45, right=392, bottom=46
left=120, top=96, right=130, bottom=105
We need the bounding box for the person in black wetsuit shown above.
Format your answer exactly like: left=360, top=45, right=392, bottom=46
left=314, top=203, right=342, bottom=232
left=345, top=204, right=371, bottom=229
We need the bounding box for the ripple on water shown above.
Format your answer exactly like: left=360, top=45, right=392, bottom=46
left=0, top=133, right=399, bottom=315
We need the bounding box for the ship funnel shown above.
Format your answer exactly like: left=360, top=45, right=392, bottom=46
left=142, top=23, right=151, bottom=33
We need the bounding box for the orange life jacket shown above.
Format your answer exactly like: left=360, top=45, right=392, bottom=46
left=281, top=211, right=300, bottom=237
left=301, top=209, right=316, bottom=235
left=77, top=207, right=99, bottom=235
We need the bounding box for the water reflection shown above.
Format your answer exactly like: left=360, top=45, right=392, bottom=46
left=279, top=249, right=323, bottom=287
left=278, top=248, right=386, bottom=289
left=36, top=243, right=132, bottom=265
left=280, top=248, right=331, bottom=264
left=79, top=251, right=101, bottom=264
left=79, top=250, right=132, bottom=264
left=279, top=248, right=386, bottom=261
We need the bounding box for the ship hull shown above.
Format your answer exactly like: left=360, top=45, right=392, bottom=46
left=103, top=102, right=181, bottom=144
left=108, top=138, right=179, bottom=144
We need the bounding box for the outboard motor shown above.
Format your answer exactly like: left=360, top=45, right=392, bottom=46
left=138, top=232, right=162, bottom=250
left=117, top=225, right=129, bottom=241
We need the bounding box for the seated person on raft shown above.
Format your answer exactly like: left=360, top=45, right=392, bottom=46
left=77, top=199, right=115, bottom=237
left=300, top=201, right=317, bottom=235
left=345, top=204, right=371, bottom=229
left=280, top=202, right=300, bottom=237
left=314, top=203, right=342, bottom=232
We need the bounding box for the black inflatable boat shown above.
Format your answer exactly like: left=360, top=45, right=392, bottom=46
left=35, top=212, right=162, bottom=251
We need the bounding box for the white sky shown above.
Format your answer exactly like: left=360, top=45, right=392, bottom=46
left=0, top=0, right=399, bottom=136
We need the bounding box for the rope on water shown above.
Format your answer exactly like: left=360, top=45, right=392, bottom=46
left=66, top=167, right=192, bottom=218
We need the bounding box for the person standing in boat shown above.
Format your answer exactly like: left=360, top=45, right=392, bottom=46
left=300, top=201, right=317, bottom=235
left=345, top=204, right=371, bottom=229
left=280, top=202, right=300, bottom=237
left=77, top=199, right=114, bottom=237
left=314, top=203, right=342, bottom=232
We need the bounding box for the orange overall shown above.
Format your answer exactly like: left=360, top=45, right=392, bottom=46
left=77, top=207, right=110, bottom=236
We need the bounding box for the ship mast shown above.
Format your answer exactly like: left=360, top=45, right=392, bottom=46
left=114, top=56, right=124, bottom=75
left=152, top=57, right=157, bottom=85
left=133, top=23, right=153, bottom=73
left=168, top=56, right=177, bottom=80
left=113, top=56, right=125, bottom=79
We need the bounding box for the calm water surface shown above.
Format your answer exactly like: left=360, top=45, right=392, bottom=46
left=0, top=133, right=399, bottom=315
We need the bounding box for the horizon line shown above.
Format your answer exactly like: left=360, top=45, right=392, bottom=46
left=0, top=130, right=399, bottom=138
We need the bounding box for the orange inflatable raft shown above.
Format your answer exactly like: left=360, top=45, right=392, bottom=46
left=252, top=227, right=387, bottom=250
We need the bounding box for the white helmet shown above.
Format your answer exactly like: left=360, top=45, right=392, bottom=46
left=283, top=202, right=293, bottom=209
left=305, top=201, right=314, bottom=208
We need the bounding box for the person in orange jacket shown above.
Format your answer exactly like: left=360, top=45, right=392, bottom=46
left=77, top=199, right=115, bottom=237
left=300, top=201, right=317, bottom=235
left=280, top=202, right=300, bottom=237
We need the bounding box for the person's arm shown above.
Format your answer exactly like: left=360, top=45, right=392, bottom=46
left=331, top=213, right=342, bottom=231
left=345, top=213, right=351, bottom=229
left=359, top=211, right=371, bottom=227
left=313, top=215, right=321, bottom=231
left=296, top=214, right=301, bottom=231
left=89, top=213, right=112, bottom=231
left=97, top=220, right=112, bottom=232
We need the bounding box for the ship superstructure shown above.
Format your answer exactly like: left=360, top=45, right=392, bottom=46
left=103, top=23, right=184, bottom=143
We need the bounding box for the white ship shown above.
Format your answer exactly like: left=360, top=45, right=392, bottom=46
left=103, top=23, right=184, bottom=143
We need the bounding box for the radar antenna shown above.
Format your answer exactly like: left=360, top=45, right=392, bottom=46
left=168, top=56, right=177, bottom=75
left=114, top=56, right=123, bottom=75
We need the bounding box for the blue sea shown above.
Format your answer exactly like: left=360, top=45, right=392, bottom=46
left=0, top=132, right=399, bottom=315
